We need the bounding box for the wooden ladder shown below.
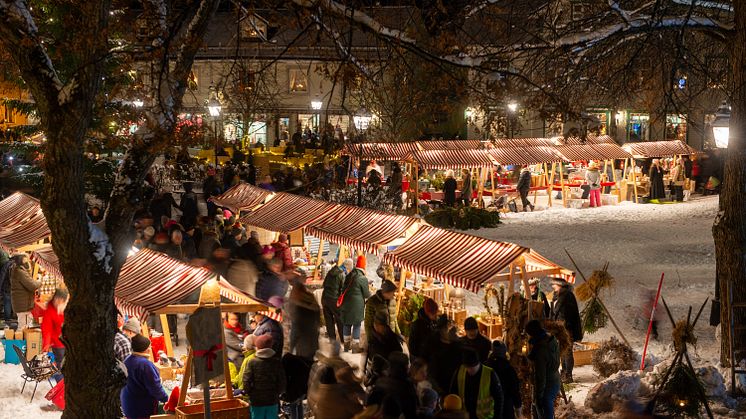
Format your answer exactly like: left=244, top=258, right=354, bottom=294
left=728, top=281, right=746, bottom=395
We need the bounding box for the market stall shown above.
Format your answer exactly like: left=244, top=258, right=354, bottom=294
left=553, top=144, right=633, bottom=207
left=620, top=140, right=697, bottom=202
left=208, top=183, right=272, bottom=213
left=488, top=146, right=568, bottom=207
left=0, top=192, right=51, bottom=253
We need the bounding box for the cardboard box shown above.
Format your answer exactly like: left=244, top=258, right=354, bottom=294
left=4, top=328, right=13, bottom=340
left=155, top=363, right=175, bottom=380
left=24, top=328, right=43, bottom=360
left=14, top=330, right=23, bottom=340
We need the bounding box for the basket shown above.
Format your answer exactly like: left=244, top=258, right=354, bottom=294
left=573, top=342, right=600, bottom=366
left=175, top=398, right=249, bottom=419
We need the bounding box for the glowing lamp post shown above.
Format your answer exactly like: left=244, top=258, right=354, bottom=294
left=353, top=109, right=372, bottom=206
left=712, top=101, right=730, bottom=149
left=207, top=88, right=222, bottom=166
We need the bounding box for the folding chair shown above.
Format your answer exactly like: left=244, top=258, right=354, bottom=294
left=12, top=344, right=58, bottom=402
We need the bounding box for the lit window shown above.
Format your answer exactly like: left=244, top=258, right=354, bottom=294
left=188, top=70, right=198, bottom=92
left=242, top=15, right=268, bottom=41
left=289, top=69, right=308, bottom=93
left=666, top=114, right=687, bottom=141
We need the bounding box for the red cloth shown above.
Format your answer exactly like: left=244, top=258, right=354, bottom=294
left=41, top=303, right=65, bottom=351
left=271, top=242, right=294, bottom=271
left=223, top=320, right=245, bottom=335
left=150, top=335, right=165, bottom=358
left=164, top=386, right=180, bottom=413
left=194, top=344, right=223, bottom=371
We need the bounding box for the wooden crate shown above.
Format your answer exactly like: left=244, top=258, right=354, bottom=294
left=477, top=317, right=503, bottom=340
left=573, top=342, right=600, bottom=366
left=446, top=308, right=467, bottom=327
left=175, top=398, right=249, bottom=419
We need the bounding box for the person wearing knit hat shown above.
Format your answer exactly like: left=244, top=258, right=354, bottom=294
left=244, top=330, right=285, bottom=419
left=122, top=317, right=142, bottom=338
left=254, top=334, right=273, bottom=350
left=460, top=316, right=492, bottom=362
left=549, top=276, right=582, bottom=382
left=367, top=309, right=403, bottom=367
left=338, top=254, right=371, bottom=353
left=364, top=279, right=400, bottom=340
left=484, top=340, right=522, bottom=419
left=121, top=334, right=169, bottom=419
left=407, top=297, right=439, bottom=360
left=449, top=347, right=504, bottom=419
left=525, top=319, right=561, bottom=419
left=355, top=254, right=366, bottom=270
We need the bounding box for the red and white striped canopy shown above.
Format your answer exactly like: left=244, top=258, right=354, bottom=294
left=488, top=138, right=555, bottom=148
left=523, top=250, right=576, bottom=283
left=0, top=192, right=51, bottom=251
left=552, top=135, right=616, bottom=146
left=621, top=140, right=697, bottom=158
left=555, top=144, right=632, bottom=161
left=240, top=192, right=343, bottom=233
left=306, top=206, right=419, bottom=254
left=382, top=225, right=528, bottom=291
left=341, top=142, right=420, bottom=160
left=417, top=140, right=484, bottom=150
left=209, top=183, right=272, bottom=212
left=408, top=150, right=495, bottom=170
left=489, top=146, right=567, bottom=165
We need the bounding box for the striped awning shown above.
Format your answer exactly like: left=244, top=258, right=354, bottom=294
left=555, top=144, right=632, bottom=161
left=382, top=225, right=529, bottom=291
left=417, top=140, right=484, bottom=150
left=0, top=192, right=51, bottom=252
left=239, top=192, right=343, bottom=233
left=552, top=135, right=616, bottom=145
left=341, top=142, right=419, bottom=160
left=488, top=138, right=556, bottom=148
left=621, top=140, right=697, bottom=158
left=489, top=146, right=567, bottom=165
left=523, top=250, right=575, bottom=283
left=209, top=183, right=272, bottom=212
left=408, top=150, right=495, bottom=170
left=306, top=206, right=420, bottom=254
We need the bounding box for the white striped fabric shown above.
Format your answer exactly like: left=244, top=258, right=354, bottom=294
left=382, top=225, right=528, bottom=291
left=409, top=150, right=495, bottom=170
left=622, top=140, right=696, bottom=158
left=489, top=146, right=567, bottom=166
left=239, top=192, right=343, bottom=233
left=306, top=205, right=419, bottom=254
left=417, top=140, right=484, bottom=150
left=342, top=142, right=420, bottom=160
left=0, top=192, right=51, bottom=251
left=555, top=144, right=632, bottom=161
left=209, top=183, right=271, bottom=212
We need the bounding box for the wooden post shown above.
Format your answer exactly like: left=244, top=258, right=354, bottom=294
left=532, top=165, right=540, bottom=205
left=508, top=264, right=515, bottom=294
left=313, top=239, right=325, bottom=280
left=414, top=163, right=420, bottom=215
left=337, top=246, right=348, bottom=266
left=395, top=269, right=407, bottom=314
left=612, top=160, right=621, bottom=203
left=560, top=163, right=567, bottom=208
left=621, top=158, right=628, bottom=202
left=477, top=168, right=484, bottom=207
left=631, top=158, right=639, bottom=203
left=141, top=321, right=151, bottom=338
left=547, top=162, right=556, bottom=208
left=177, top=348, right=193, bottom=407
left=160, top=314, right=174, bottom=357
left=490, top=168, right=496, bottom=200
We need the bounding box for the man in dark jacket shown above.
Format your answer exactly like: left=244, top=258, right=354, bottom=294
left=460, top=317, right=491, bottom=362
left=549, top=278, right=582, bottom=382
left=288, top=278, right=320, bottom=359
left=322, top=261, right=347, bottom=342
left=368, top=352, right=417, bottom=419
left=364, top=279, right=400, bottom=338
left=525, top=320, right=561, bottom=419
left=245, top=334, right=286, bottom=418
left=443, top=170, right=458, bottom=207
left=517, top=166, right=534, bottom=211
left=0, top=253, right=14, bottom=322
left=367, top=311, right=403, bottom=371
left=426, top=315, right=463, bottom=395
left=255, top=258, right=288, bottom=302
left=484, top=341, right=521, bottom=419
left=408, top=298, right=438, bottom=360
left=178, top=182, right=199, bottom=228
left=282, top=352, right=312, bottom=419
left=449, top=348, right=504, bottom=419
left=253, top=311, right=284, bottom=357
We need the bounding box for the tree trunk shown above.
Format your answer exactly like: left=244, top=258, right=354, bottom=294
left=714, top=0, right=746, bottom=366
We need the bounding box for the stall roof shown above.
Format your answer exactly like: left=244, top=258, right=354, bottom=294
left=31, top=245, right=265, bottom=320
left=417, top=139, right=484, bottom=150
left=408, top=149, right=495, bottom=169
left=341, top=142, right=420, bottom=160
left=621, top=140, right=697, bottom=158
left=209, top=183, right=272, bottom=212
left=555, top=144, right=632, bottom=161
left=0, top=192, right=51, bottom=251
left=551, top=135, right=617, bottom=145
left=488, top=138, right=555, bottom=148
left=239, top=192, right=343, bottom=233
left=489, top=146, right=567, bottom=165
left=306, top=206, right=420, bottom=254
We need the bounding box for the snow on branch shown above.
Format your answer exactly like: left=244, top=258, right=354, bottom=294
left=142, top=0, right=169, bottom=47
left=672, top=0, right=733, bottom=12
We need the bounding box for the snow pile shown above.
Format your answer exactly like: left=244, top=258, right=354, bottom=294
left=584, top=370, right=641, bottom=413
left=0, top=363, right=61, bottom=418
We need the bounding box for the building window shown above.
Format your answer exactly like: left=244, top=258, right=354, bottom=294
left=2, top=106, right=15, bottom=124
left=587, top=109, right=609, bottom=135
left=298, top=113, right=319, bottom=131
left=627, top=113, right=649, bottom=142
left=242, top=15, right=268, bottom=41
left=666, top=114, right=687, bottom=141
left=289, top=69, right=308, bottom=93
left=707, top=56, right=728, bottom=89
left=188, top=70, right=198, bottom=92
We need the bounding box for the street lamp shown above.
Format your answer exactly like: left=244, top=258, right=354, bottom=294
left=353, top=108, right=372, bottom=206
left=207, top=86, right=222, bottom=166
left=712, top=101, right=730, bottom=149
left=132, top=98, right=144, bottom=108
left=310, top=100, right=322, bottom=110
left=507, top=102, right=518, bottom=138
left=507, top=102, right=518, bottom=113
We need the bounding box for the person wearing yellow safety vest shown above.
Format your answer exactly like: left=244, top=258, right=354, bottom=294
left=449, top=347, right=504, bottom=419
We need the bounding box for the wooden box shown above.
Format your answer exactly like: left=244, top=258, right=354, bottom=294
left=573, top=342, right=600, bottom=366
left=446, top=308, right=467, bottom=327
left=155, top=363, right=175, bottom=380
left=4, top=328, right=13, bottom=340
left=175, top=398, right=249, bottom=419
left=23, top=328, right=42, bottom=361
left=477, top=317, right=503, bottom=340
left=419, top=285, right=446, bottom=305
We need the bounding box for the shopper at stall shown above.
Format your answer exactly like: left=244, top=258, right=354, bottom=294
left=121, top=334, right=169, bottom=419
left=288, top=277, right=320, bottom=359
left=253, top=309, right=284, bottom=357
left=10, top=253, right=40, bottom=330
left=322, top=259, right=348, bottom=342
left=409, top=298, right=439, bottom=360
left=585, top=162, right=602, bottom=208
left=460, top=317, right=491, bottom=362
left=549, top=278, right=582, bottom=383
left=122, top=317, right=141, bottom=338
left=271, top=233, right=294, bottom=271
left=670, top=158, right=686, bottom=202
left=484, top=340, right=521, bottom=419
left=244, top=334, right=286, bottom=419
left=516, top=165, right=534, bottom=212
left=426, top=315, right=463, bottom=395
left=255, top=258, right=288, bottom=302
left=528, top=278, right=551, bottom=319
left=443, top=170, right=458, bottom=207
left=448, top=347, right=504, bottom=419
left=0, top=251, right=14, bottom=323
left=648, top=159, right=666, bottom=201
left=224, top=312, right=247, bottom=369
left=461, top=169, right=473, bottom=207
left=364, top=279, right=400, bottom=339
left=368, top=351, right=418, bottom=419
left=282, top=352, right=313, bottom=419
left=367, top=311, right=403, bottom=371
left=114, top=312, right=133, bottom=363
left=525, top=320, right=561, bottom=419
left=178, top=181, right=199, bottom=228
left=41, top=288, right=68, bottom=366
left=310, top=366, right=364, bottom=419
left=339, top=255, right=371, bottom=353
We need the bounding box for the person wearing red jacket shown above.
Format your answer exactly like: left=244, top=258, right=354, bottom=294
left=42, top=288, right=68, bottom=366
left=271, top=233, right=295, bottom=272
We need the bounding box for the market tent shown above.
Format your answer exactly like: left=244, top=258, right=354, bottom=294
left=621, top=140, right=697, bottom=158
left=551, top=135, right=617, bottom=145
left=417, top=139, right=484, bottom=150
left=0, top=192, right=51, bottom=252
left=555, top=144, right=632, bottom=161
left=239, top=192, right=343, bottom=233
left=341, top=142, right=420, bottom=160
left=209, top=183, right=272, bottom=212
left=305, top=206, right=420, bottom=254
left=407, top=149, right=495, bottom=170
left=382, top=225, right=530, bottom=291
left=488, top=138, right=555, bottom=148
left=489, top=146, right=567, bottom=166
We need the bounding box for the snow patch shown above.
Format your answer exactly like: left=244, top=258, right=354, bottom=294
left=0, top=362, right=61, bottom=418
left=88, top=221, right=113, bottom=274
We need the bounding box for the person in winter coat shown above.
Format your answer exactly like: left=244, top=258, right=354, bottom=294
left=226, top=258, right=259, bottom=297
left=288, top=278, right=320, bottom=359
left=549, top=278, right=582, bottom=383
left=121, top=335, right=169, bottom=419
left=310, top=366, right=364, bottom=419
left=516, top=165, right=534, bottom=211
left=322, top=260, right=349, bottom=342
left=253, top=310, right=284, bottom=357
left=364, top=279, right=400, bottom=339
left=443, top=170, right=458, bottom=207
left=426, top=315, right=463, bottom=395
left=255, top=258, right=289, bottom=302
left=224, top=312, right=247, bottom=369
left=271, top=233, right=294, bottom=272
left=584, top=162, right=602, bottom=208
left=484, top=340, right=521, bottom=419
left=10, top=254, right=41, bottom=330
left=461, top=169, right=473, bottom=207
left=460, top=317, right=491, bottom=362
left=197, top=229, right=221, bottom=260
left=41, top=289, right=68, bottom=366
left=648, top=159, right=666, bottom=200
left=367, top=311, right=404, bottom=374
left=339, top=255, right=371, bottom=353
left=528, top=278, right=551, bottom=319
left=244, top=334, right=286, bottom=419
left=670, top=158, right=686, bottom=202
left=368, top=352, right=418, bottom=419
left=525, top=320, right=561, bottom=419
left=178, top=182, right=199, bottom=228
left=409, top=298, right=439, bottom=360
left=449, top=347, right=504, bottom=419
left=282, top=352, right=313, bottom=419
left=0, top=252, right=15, bottom=322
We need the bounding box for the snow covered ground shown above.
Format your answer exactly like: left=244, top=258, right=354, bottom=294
left=0, top=195, right=722, bottom=416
